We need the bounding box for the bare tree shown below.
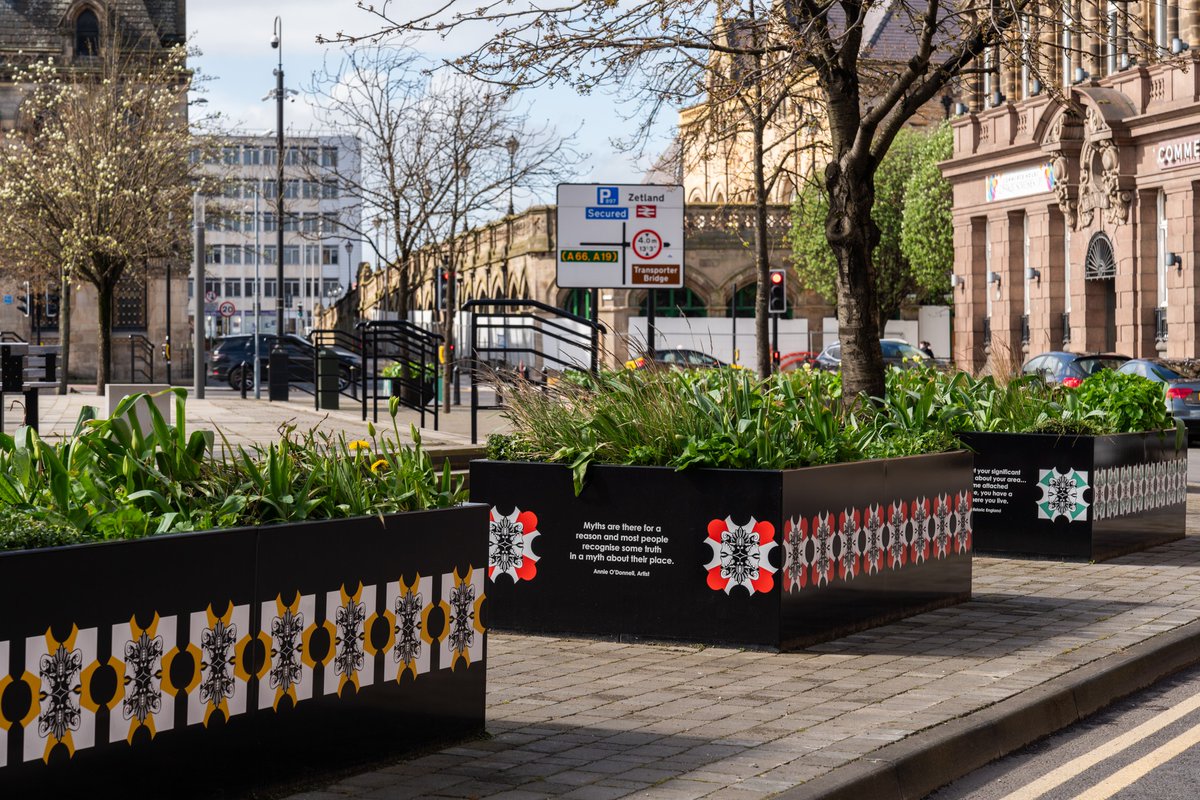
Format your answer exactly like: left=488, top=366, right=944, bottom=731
left=0, top=16, right=209, bottom=393
left=331, top=0, right=1163, bottom=397
left=308, top=45, right=581, bottom=410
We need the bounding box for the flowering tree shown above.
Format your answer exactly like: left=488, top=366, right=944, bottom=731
left=0, top=26, right=204, bottom=392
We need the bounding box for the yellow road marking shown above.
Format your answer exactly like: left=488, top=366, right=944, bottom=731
left=998, top=691, right=1200, bottom=800
left=1074, top=721, right=1200, bottom=800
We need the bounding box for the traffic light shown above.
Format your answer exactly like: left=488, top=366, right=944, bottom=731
left=768, top=269, right=787, bottom=314
left=436, top=269, right=451, bottom=311
left=16, top=291, right=28, bottom=317
left=44, top=291, right=59, bottom=319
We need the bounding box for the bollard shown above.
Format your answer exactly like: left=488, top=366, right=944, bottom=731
left=268, top=344, right=290, bottom=402
left=317, top=348, right=340, bottom=410
left=239, top=360, right=248, bottom=400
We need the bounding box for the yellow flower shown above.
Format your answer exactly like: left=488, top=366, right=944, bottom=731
left=370, top=459, right=388, bottom=473
left=347, top=439, right=370, bottom=452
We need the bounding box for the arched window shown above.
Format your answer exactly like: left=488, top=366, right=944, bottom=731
left=560, top=288, right=593, bottom=319
left=75, top=9, right=100, bottom=56
left=639, top=288, right=707, bottom=318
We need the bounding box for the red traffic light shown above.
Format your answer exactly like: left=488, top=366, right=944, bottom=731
left=770, top=271, right=784, bottom=285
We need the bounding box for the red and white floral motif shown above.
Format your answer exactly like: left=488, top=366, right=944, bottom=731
left=910, top=498, right=931, bottom=564
left=783, top=516, right=810, bottom=593
left=837, top=509, right=860, bottom=580
left=953, top=492, right=973, bottom=553
left=932, top=494, right=953, bottom=559
left=811, top=512, right=836, bottom=587
left=488, top=507, right=540, bottom=583
left=861, top=505, right=886, bottom=575
left=886, top=502, right=908, bottom=569
left=704, top=516, right=778, bottom=595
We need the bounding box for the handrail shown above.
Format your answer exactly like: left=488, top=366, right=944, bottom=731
left=357, top=320, right=444, bottom=429
left=127, top=333, right=154, bottom=383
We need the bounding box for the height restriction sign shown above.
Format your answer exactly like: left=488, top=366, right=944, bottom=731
left=555, top=184, right=684, bottom=289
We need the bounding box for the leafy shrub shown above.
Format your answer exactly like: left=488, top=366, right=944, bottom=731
left=0, top=507, right=82, bottom=551
left=0, top=389, right=467, bottom=549
left=1073, top=370, right=1173, bottom=434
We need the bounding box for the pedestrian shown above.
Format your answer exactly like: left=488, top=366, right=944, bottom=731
left=918, top=340, right=935, bottom=359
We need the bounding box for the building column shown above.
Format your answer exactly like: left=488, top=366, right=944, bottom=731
left=987, top=212, right=1026, bottom=372
left=1040, top=5, right=1061, bottom=87
left=1170, top=182, right=1200, bottom=358
left=1184, top=0, right=1200, bottom=45
left=1121, top=191, right=1157, bottom=356
left=1033, top=206, right=1066, bottom=350
left=952, top=217, right=987, bottom=372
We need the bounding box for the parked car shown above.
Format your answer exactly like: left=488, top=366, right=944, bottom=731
left=814, top=339, right=927, bottom=371
left=778, top=351, right=820, bottom=371
left=1116, top=358, right=1200, bottom=440
left=1022, top=351, right=1130, bottom=387
left=624, top=348, right=728, bottom=370
left=209, top=334, right=359, bottom=391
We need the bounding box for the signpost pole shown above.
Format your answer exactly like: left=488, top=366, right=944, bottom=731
left=193, top=211, right=206, bottom=399
left=590, top=288, right=599, bottom=374
left=646, top=289, right=656, bottom=359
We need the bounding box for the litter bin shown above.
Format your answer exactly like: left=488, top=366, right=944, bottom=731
left=317, top=348, right=340, bottom=410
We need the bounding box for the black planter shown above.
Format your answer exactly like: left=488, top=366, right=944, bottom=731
left=0, top=505, right=488, bottom=795
left=959, top=431, right=1187, bottom=560
left=470, top=453, right=972, bottom=650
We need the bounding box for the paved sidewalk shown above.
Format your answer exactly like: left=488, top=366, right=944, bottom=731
left=3, top=386, right=507, bottom=450
left=288, top=495, right=1200, bottom=800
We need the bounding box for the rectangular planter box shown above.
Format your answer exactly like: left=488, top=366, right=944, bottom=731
left=470, top=453, right=972, bottom=650
left=0, top=504, right=488, bottom=794
left=959, top=431, right=1187, bottom=560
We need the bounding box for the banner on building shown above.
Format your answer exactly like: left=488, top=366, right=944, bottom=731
left=985, top=163, right=1056, bottom=202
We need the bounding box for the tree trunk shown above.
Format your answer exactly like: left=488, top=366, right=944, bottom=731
left=752, top=102, right=772, bottom=378
left=826, top=159, right=886, bottom=400
left=96, top=278, right=114, bottom=395
left=57, top=274, right=71, bottom=395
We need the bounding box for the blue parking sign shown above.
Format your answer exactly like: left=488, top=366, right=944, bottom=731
left=596, top=186, right=619, bottom=205
left=2, top=295, right=11, bottom=305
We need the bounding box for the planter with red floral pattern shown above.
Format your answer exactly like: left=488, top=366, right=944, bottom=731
left=471, top=452, right=972, bottom=649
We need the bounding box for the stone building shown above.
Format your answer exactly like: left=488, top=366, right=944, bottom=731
left=944, top=6, right=1200, bottom=371
left=0, top=1, right=190, bottom=383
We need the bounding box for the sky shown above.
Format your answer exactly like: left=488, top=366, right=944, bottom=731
left=188, top=0, right=676, bottom=196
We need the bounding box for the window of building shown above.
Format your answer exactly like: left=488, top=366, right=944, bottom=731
left=262, top=246, right=277, bottom=265
left=320, top=214, right=337, bottom=235
left=284, top=180, right=300, bottom=199
left=205, top=278, right=221, bottom=297
left=204, top=211, right=222, bottom=232
left=284, top=246, right=300, bottom=265
left=75, top=9, right=100, bottom=57
left=243, top=146, right=261, bottom=165
left=263, top=278, right=277, bottom=298
left=224, top=278, right=241, bottom=297
left=263, top=179, right=277, bottom=199
left=224, top=245, right=243, bottom=265
left=222, top=146, right=239, bottom=165
left=301, top=213, right=319, bottom=233
left=302, top=147, right=319, bottom=165
left=263, top=147, right=277, bottom=166
left=205, top=245, right=222, bottom=265
left=304, top=245, right=319, bottom=265
left=1157, top=190, right=1169, bottom=307
left=302, top=180, right=320, bottom=199
left=222, top=180, right=240, bottom=199
left=282, top=214, right=299, bottom=233
left=262, top=212, right=277, bottom=232
left=321, top=147, right=338, bottom=167
left=244, top=279, right=258, bottom=297
left=323, top=278, right=341, bottom=296
left=637, top=288, right=708, bottom=318
left=284, top=278, right=301, bottom=298
left=285, top=147, right=300, bottom=165
left=321, top=180, right=339, bottom=199
left=322, top=245, right=340, bottom=266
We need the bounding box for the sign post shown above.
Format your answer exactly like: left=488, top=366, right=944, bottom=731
left=556, top=184, right=684, bottom=357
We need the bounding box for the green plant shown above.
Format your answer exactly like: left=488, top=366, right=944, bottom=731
left=1074, top=370, right=1174, bottom=434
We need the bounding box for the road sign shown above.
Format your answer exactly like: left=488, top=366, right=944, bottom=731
left=218, top=300, right=236, bottom=318
left=556, top=183, right=684, bottom=289
left=1, top=295, right=10, bottom=305
left=204, top=290, right=217, bottom=303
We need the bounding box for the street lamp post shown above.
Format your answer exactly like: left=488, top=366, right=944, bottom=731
left=344, top=240, right=353, bottom=300
left=503, top=136, right=519, bottom=298
left=253, top=192, right=262, bottom=398
left=268, top=16, right=289, bottom=401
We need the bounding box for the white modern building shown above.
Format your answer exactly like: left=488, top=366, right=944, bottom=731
left=192, top=134, right=362, bottom=336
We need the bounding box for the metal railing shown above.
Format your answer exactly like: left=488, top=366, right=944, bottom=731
left=461, top=298, right=605, bottom=444
left=126, top=333, right=154, bottom=383
left=357, top=320, right=443, bottom=429
left=1061, top=312, right=1071, bottom=346
left=309, top=328, right=363, bottom=407
left=1019, top=314, right=1030, bottom=345
left=1155, top=307, right=1168, bottom=343
left=0, top=331, right=26, bottom=343
left=982, top=316, right=992, bottom=347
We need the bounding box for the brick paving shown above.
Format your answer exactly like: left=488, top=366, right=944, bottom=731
left=288, top=495, right=1200, bottom=800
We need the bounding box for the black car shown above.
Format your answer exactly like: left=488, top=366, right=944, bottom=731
left=814, top=339, right=928, bottom=371
left=1021, top=351, right=1130, bottom=386
left=209, top=334, right=359, bottom=391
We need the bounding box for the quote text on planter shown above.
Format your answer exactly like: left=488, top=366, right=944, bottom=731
left=571, top=521, right=675, bottom=578
left=974, top=467, right=1023, bottom=514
